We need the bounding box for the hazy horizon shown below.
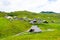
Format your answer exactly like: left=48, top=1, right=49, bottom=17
left=0, top=0, right=60, bottom=13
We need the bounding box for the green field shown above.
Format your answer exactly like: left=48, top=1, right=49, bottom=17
left=0, top=11, right=60, bottom=40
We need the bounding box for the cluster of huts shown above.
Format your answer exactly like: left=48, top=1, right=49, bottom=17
left=5, top=16, right=55, bottom=24
left=27, top=25, right=42, bottom=32
left=5, top=16, right=55, bottom=33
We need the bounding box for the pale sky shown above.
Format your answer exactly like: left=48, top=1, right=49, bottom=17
left=0, top=0, right=60, bottom=13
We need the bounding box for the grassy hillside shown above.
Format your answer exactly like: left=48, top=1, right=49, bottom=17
left=0, top=11, right=60, bottom=40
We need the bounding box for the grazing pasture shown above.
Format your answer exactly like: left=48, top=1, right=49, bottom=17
left=0, top=11, right=60, bottom=40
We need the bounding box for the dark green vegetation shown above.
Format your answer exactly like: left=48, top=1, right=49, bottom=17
left=0, top=11, right=60, bottom=40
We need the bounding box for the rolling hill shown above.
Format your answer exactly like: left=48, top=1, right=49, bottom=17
left=0, top=11, right=60, bottom=40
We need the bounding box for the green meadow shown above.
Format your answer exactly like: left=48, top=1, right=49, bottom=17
left=0, top=11, right=60, bottom=40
